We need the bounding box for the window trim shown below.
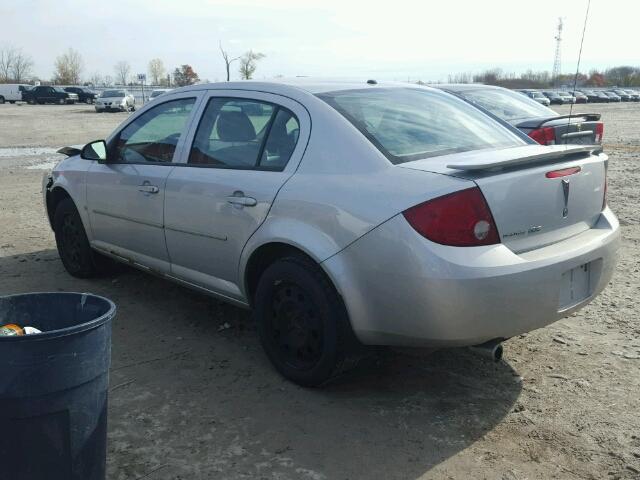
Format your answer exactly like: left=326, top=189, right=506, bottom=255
left=186, top=96, right=300, bottom=172
left=106, top=96, right=198, bottom=166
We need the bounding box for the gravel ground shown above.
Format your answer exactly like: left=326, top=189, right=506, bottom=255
left=0, top=102, right=638, bottom=480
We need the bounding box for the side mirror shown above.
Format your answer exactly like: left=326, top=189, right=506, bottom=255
left=81, top=140, right=108, bottom=163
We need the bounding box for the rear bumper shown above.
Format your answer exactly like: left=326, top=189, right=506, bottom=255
left=323, top=208, right=620, bottom=347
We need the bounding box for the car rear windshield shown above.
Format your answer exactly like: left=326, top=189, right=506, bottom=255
left=102, top=90, right=125, bottom=97
left=458, top=88, right=555, bottom=122
left=317, top=88, right=524, bottom=164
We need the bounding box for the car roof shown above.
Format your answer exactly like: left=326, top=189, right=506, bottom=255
left=171, top=78, right=442, bottom=96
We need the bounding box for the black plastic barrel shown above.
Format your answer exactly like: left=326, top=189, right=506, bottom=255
left=0, top=292, right=116, bottom=480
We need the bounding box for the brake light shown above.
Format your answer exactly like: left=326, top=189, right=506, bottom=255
left=545, top=166, right=581, bottom=178
left=528, top=126, right=556, bottom=145
left=403, top=187, right=500, bottom=247
left=594, top=122, right=604, bottom=143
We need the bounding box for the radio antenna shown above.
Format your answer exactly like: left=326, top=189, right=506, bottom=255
left=566, top=0, right=591, bottom=144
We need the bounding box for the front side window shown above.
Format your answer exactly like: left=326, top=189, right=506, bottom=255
left=112, top=98, right=195, bottom=164
left=189, top=97, right=299, bottom=170
left=318, top=88, right=524, bottom=164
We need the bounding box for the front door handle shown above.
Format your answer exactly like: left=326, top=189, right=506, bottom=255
left=138, top=185, right=159, bottom=194
left=226, top=191, right=257, bottom=207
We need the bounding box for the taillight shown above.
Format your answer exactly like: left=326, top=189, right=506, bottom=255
left=528, top=126, right=556, bottom=145
left=594, top=122, right=604, bottom=143
left=403, top=187, right=500, bottom=247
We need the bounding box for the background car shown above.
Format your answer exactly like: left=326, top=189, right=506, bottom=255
left=612, top=89, right=632, bottom=102
left=625, top=89, right=640, bottom=101
left=64, top=86, right=98, bottom=104
left=147, top=88, right=173, bottom=102
left=570, top=91, right=589, bottom=103
left=556, top=91, right=577, bottom=104
left=95, top=89, right=135, bottom=112
left=44, top=80, right=618, bottom=386
left=603, top=91, right=622, bottom=102
left=438, top=84, right=604, bottom=147
left=581, top=89, right=607, bottom=103
left=22, top=85, right=78, bottom=104
left=0, top=83, right=31, bottom=104
left=542, top=91, right=565, bottom=105
left=518, top=90, right=551, bottom=106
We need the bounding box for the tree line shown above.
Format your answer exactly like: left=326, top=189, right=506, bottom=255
left=434, top=66, right=640, bottom=89
left=0, top=44, right=266, bottom=87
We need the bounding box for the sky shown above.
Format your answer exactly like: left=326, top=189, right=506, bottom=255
left=1, top=0, right=638, bottom=83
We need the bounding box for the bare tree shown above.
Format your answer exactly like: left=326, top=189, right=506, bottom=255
left=12, top=50, right=33, bottom=82
left=54, top=48, right=83, bottom=84
left=238, top=50, right=265, bottom=80
left=219, top=42, right=239, bottom=81
left=0, top=46, right=17, bottom=82
left=148, top=58, right=165, bottom=85
left=88, top=71, right=103, bottom=86
left=103, top=75, right=113, bottom=87
left=114, top=61, right=131, bottom=85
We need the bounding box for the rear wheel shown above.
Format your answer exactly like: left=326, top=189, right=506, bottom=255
left=254, top=254, right=357, bottom=387
left=58, top=98, right=65, bottom=105
left=53, top=199, right=100, bottom=278
left=0, top=96, right=5, bottom=104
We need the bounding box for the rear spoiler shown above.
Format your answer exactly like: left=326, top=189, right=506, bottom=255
left=446, top=146, right=598, bottom=172
left=517, top=113, right=601, bottom=129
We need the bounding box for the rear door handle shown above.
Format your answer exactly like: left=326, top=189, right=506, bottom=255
left=226, top=192, right=257, bottom=207
left=138, top=185, right=159, bottom=194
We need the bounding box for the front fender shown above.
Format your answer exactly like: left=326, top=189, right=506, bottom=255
left=46, top=156, right=92, bottom=239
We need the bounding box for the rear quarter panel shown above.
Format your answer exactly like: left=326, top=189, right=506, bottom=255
left=239, top=97, right=473, bottom=296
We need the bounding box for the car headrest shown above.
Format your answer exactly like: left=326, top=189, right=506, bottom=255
left=217, top=110, right=256, bottom=142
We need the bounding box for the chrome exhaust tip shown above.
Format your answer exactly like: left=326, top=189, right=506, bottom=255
left=469, top=339, right=503, bottom=362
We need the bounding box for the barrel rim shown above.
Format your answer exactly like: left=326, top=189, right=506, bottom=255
left=0, top=292, right=116, bottom=342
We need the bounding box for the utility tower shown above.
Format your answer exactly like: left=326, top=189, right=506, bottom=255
left=552, top=17, right=563, bottom=84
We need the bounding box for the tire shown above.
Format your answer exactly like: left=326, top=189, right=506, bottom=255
left=58, top=98, right=65, bottom=105
left=85, top=98, right=92, bottom=104
left=0, top=96, right=5, bottom=104
left=53, top=198, right=99, bottom=278
left=254, top=254, right=358, bottom=387
left=27, top=98, right=35, bottom=105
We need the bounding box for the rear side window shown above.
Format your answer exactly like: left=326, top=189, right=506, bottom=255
left=189, top=97, right=299, bottom=171
left=318, top=88, right=524, bottom=164
left=458, top=88, right=555, bottom=121
left=113, top=98, right=195, bottom=164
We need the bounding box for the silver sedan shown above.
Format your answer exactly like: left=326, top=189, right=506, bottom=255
left=44, top=80, right=620, bottom=386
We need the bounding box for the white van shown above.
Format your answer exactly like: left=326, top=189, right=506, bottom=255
left=0, top=84, right=31, bottom=104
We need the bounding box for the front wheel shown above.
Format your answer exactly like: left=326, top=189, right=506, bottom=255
left=53, top=198, right=99, bottom=278
left=254, top=255, right=356, bottom=387
left=58, top=98, right=65, bottom=105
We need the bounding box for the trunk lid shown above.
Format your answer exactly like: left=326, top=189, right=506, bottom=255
left=399, top=145, right=607, bottom=253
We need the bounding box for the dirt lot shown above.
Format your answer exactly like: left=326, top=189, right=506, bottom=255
left=1, top=102, right=639, bottom=480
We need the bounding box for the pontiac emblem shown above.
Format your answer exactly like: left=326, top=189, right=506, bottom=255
left=561, top=178, right=570, bottom=218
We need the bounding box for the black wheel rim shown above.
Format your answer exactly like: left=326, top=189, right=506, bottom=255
left=60, top=214, right=84, bottom=271
left=269, top=281, right=323, bottom=370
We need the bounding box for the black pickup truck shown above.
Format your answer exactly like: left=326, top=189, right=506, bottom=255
left=22, top=86, right=79, bottom=105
